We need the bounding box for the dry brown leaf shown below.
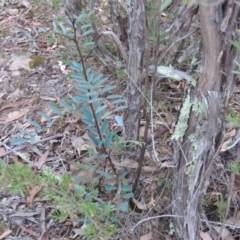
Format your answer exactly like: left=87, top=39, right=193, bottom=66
left=72, top=224, right=87, bottom=237
left=221, top=138, right=232, bottom=150
left=103, top=98, right=114, bottom=109
left=52, top=238, right=69, bottom=240
left=26, top=186, right=41, bottom=204
left=142, top=166, right=158, bottom=172
left=0, top=102, right=21, bottom=111
left=112, top=159, right=138, bottom=168
left=40, top=110, right=52, bottom=123
left=0, top=147, right=6, bottom=155
left=228, top=129, right=236, bottom=137
left=40, top=230, right=49, bottom=240
left=32, top=150, right=49, bottom=168
left=212, top=226, right=234, bottom=240
left=4, top=109, right=29, bottom=123
left=132, top=197, right=149, bottom=210
left=227, top=210, right=240, bottom=226
left=72, top=137, right=85, bottom=155
left=199, top=230, right=212, bottom=240
left=19, top=225, right=38, bottom=237
left=158, top=146, right=172, bottom=156
left=140, top=232, right=153, bottom=240
left=0, top=229, right=12, bottom=239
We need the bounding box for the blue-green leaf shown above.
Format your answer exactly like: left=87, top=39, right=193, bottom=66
left=82, top=29, right=94, bottom=37
left=231, top=40, right=240, bottom=50
left=66, top=42, right=76, bottom=47
left=48, top=104, right=62, bottom=116
left=96, top=111, right=101, bottom=121
left=46, top=121, right=52, bottom=128
left=99, top=85, right=116, bottom=94
left=121, top=185, right=132, bottom=192
left=81, top=23, right=92, bottom=30
left=71, top=73, right=84, bottom=82
left=114, top=105, right=128, bottom=111
left=38, top=111, right=51, bottom=122
left=78, top=86, right=93, bottom=92
left=104, top=184, right=118, bottom=192
left=112, top=99, right=126, bottom=105
left=93, top=77, right=108, bottom=87
left=115, top=115, right=123, bottom=127
left=160, top=0, right=172, bottom=11
left=104, top=132, right=113, bottom=148
left=91, top=74, right=103, bottom=83
left=96, top=105, right=107, bottom=113
left=101, top=111, right=111, bottom=120
left=83, top=41, right=95, bottom=47
left=96, top=170, right=113, bottom=179
left=53, top=21, right=58, bottom=32
left=71, top=61, right=82, bottom=71
left=87, top=127, right=98, bottom=135
left=11, top=138, right=27, bottom=146
left=30, top=135, right=37, bottom=144
left=110, top=217, right=119, bottom=223
left=120, top=170, right=128, bottom=179
left=86, top=68, right=91, bottom=75
left=88, top=98, right=102, bottom=104
left=28, top=120, right=42, bottom=133
left=88, top=134, right=100, bottom=147
left=119, top=202, right=128, bottom=212
left=83, top=118, right=95, bottom=126
left=59, top=24, right=67, bottom=35
left=82, top=106, right=92, bottom=120
left=72, top=95, right=88, bottom=103
left=86, top=92, right=99, bottom=97
left=107, top=94, right=123, bottom=99
left=87, top=73, right=94, bottom=83
left=59, top=100, right=73, bottom=110
left=100, top=121, right=109, bottom=135
left=122, top=193, right=134, bottom=199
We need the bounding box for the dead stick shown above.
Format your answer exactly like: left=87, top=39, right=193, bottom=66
left=0, top=134, right=64, bottom=158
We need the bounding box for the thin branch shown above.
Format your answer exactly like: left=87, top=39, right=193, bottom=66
left=0, top=134, right=64, bottom=158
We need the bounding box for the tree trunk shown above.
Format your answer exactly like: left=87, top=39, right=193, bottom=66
left=123, top=0, right=145, bottom=147
left=108, top=0, right=128, bottom=46
left=172, top=1, right=239, bottom=239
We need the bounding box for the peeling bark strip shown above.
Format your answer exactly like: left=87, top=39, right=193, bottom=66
left=172, top=1, right=239, bottom=239
left=123, top=0, right=145, bottom=143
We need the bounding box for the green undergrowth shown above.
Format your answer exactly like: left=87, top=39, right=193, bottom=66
left=0, top=161, right=119, bottom=239
left=1, top=11, right=132, bottom=240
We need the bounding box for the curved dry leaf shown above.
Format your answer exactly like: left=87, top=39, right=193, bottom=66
left=132, top=197, right=150, bottom=210
left=0, top=229, right=12, bottom=240
left=199, top=230, right=212, bottom=240
left=112, top=159, right=138, bottom=168
left=26, top=186, right=41, bottom=204
left=5, top=109, right=29, bottom=123
left=0, top=147, right=6, bottom=155
left=32, top=150, right=49, bottom=168
left=227, top=210, right=240, bottom=226
left=20, top=225, right=38, bottom=237
left=140, top=232, right=153, bottom=240
left=212, top=226, right=234, bottom=240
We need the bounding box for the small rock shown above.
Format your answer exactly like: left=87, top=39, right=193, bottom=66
left=0, top=0, right=5, bottom=7
left=7, top=9, right=19, bottom=16
left=9, top=52, right=31, bottom=71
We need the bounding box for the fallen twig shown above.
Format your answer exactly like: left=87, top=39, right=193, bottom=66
left=0, top=134, right=64, bottom=158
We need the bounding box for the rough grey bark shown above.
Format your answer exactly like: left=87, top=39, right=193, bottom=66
left=171, top=1, right=239, bottom=239
left=123, top=0, right=145, bottom=145
left=161, top=4, right=198, bottom=66
left=63, top=0, right=84, bottom=15
left=108, top=0, right=128, bottom=46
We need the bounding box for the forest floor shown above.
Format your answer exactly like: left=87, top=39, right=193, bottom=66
left=1, top=0, right=240, bottom=240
